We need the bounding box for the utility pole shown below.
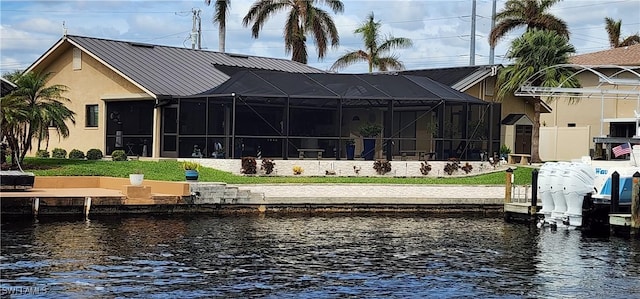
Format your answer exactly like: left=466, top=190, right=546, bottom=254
left=489, top=0, right=497, bottom=64
left=191, top=9, right=202, bottom=50
left=469, top=0, right=476, bottom=65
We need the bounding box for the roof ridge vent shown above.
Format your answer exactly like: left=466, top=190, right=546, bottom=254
left=225, top=53, right=249, bottom=59
left=129, top=42, right=155, bottom=48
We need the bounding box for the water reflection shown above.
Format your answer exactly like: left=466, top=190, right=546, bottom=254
left=1, top=215, right=639, bottom=298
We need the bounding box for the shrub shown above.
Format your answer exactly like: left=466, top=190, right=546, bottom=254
left=420, top=162, right=432, bottom=175
left=373, top=159, right=392, bottom=175
left=86, top=148, right=104, bottom=160
left=292, top=165, right=304, bottom=175
left=241, top=157, right=257, bottom=174
left=111, top=150, right=127, bottom=161
left=52, top=148, right=67, bottom=159
left=461, top=162, right=473, bottom=174
left=261, top=158, right=275, bottom=175
left=69, top=149, right=85, bottom=159
left=36, top=150, right=50, bottom=158
left=444, top=160, right=460, bottom=175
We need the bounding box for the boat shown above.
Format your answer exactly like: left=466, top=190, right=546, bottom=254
left=538, top=145, right=639, bottom=229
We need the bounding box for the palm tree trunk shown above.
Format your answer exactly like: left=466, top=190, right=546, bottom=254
left=20, top=123, right=35, bottom=163
left=531, top=98, right=542, bottom=163
left=219, top=23, right=226, bottom=52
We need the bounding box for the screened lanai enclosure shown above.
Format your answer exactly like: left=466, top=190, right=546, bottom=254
left=164, top=70, right=501, bottom=161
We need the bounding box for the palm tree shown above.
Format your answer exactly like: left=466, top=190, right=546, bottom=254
left=604, top=17, right=640, bottom=48
left=205, top=0, right=230, bottom=52
left=330, top=12, right=413, bottom=73
left=496, top=29, right=580, bottom=163
left=3, top=72, right=75, bottom=164
left=489, top=0, right=569, bottom=47
left=242, top=0, right=344, bottom=64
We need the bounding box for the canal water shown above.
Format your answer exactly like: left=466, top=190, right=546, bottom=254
left=1, top=215, right=639, bottom=298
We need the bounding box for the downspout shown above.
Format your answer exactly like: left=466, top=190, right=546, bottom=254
left=338, top=98, right=343, bottom=160
left=284, top=96, right=290, bottom=160
left=231, top=93, right=236, bottom=159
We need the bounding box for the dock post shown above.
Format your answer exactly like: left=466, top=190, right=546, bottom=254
left=611, top=171, right=620, bottom=213
left=84, top=197, right=92, bottom=219
left=505, top=168, right=513, bottom=203
left=632, top=172, right=640, bottom=236
left=32, top=197, right=39, bottom=218
left=531, top=169, right=539, bottom=214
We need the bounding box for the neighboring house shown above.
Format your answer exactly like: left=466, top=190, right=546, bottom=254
left=400, top=65, right=550, bottom=157
left=1, top=77, right=17, bottom=97
left=538, top=44, right=640, bottom=160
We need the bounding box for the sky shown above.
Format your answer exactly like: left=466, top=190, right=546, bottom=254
left=1, top=0, right=639, bottom=75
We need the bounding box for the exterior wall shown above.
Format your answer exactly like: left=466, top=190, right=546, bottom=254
left=540, top=70, right=639, bottom=150
left=34, top=176, right=190, bottom=196
left=539, top=126, right=591, bottom=161
left=32, top=45, right=152, bottom=156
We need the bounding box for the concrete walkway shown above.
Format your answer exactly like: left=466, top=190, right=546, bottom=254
left=234, top=184, right=507, bottom=204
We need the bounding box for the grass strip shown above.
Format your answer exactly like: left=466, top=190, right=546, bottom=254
left=22, top=158, right=534, bottom=185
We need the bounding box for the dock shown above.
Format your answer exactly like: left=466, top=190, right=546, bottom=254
left=503, top=168, right=540, bottom=223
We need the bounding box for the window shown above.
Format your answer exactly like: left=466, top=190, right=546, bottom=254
left=86, top=105, right=98, bottom=127
left=73, top=48, right=82, bottom=70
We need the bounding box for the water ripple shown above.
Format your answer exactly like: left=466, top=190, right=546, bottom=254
left=1, top=215, right=639, bottom=298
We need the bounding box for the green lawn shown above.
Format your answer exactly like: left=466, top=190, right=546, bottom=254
left=21, top=158, right=534, bottom=185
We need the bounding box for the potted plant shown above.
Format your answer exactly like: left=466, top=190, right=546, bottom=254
left=345, top=139, right=356, bottom=160
left=359, top=123, right=382, bottom=160
left=182, top=161, right=201, bottom=181
left=129, top=169, right=144, bottom=186
left=500, top=144, right=511, bottom=160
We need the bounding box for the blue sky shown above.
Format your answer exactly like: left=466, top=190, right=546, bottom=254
left=1, top=0, right=639, bottom=75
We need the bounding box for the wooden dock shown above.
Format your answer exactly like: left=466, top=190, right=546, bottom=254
left=503, top=168, right=541, bottom=223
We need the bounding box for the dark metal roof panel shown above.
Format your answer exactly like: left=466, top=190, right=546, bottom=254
left=501, top=114, right=530, bottom=125
left=399, top=65, right=491, bottom=87
left=67, top=35, right=323, bottom=97
left=1, top=77, right=17, bottom=97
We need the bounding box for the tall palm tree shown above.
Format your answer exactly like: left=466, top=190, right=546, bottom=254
left=489, top=0, right=569, bottom=47
left=496, top=29, right=580, bottom=163
left=205, top=0, right=230, bottom=52
left=3, top=72, right=75, bottom=164
left=604, top=17, right=640, bottom=48
left=242, top=0, right=343, bottom=64
left=330, top=12, right=413, bottom=73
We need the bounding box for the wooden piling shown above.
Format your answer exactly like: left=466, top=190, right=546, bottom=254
left=632, top=172, right=640, bottom=236
left=505, top=168, right=513, bottom=204
left=530, top=169, right=539, bottom=214
left=610, top=171, right=620, bottom=213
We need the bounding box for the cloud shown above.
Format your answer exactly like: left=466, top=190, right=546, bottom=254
left=1, top=0, right=639, bottom=75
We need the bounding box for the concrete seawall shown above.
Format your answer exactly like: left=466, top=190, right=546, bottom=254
left=2, top=178, right=508, bottom=216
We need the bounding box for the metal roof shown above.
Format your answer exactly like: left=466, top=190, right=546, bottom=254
left=60, top=35, right=324, bottom=97
left=397, top=65, right=500, bottom=91
left=1, top=77, right=17, bottom=97
left=197, top=69, right=486, bottom=107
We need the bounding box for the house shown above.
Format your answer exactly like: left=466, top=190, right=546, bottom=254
left=24, top=35, right=322, bottom=158
left=23, top=34, right=536, bottom=161
left=537, top=44, right=640, bottom=160
left=400, top=65, right=550, bottom=157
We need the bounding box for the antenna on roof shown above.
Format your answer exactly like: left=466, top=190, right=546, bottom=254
left=62, top=21, right=68, bottom=36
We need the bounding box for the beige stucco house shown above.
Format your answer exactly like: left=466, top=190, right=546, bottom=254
left=537, top=44, right=640, bottom=161
left=23, top=35, right=323, bottom=158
